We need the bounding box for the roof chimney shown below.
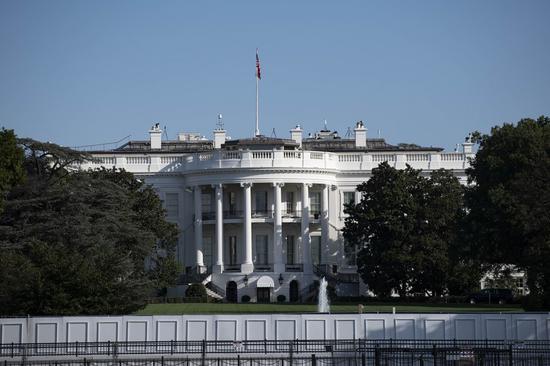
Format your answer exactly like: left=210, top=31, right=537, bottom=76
left=354, top=121, right=367, bottom=148
left=149, top=123, right=162, bottom=150
left=213, top=129, right=226, bottom=149
left=462, top=133, right=474, bottom=155
left=290, top=125, right=303, bottom=147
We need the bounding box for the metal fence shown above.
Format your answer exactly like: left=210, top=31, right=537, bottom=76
left=2, top=340, right=550, bottom=366
left=3, top=353, right=550, bottom=366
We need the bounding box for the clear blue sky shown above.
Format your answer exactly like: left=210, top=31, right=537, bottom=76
left=1, top=0, right=549, bottom=150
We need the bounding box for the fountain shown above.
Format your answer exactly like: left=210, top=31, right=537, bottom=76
left=317, top=277, right=330, bottom=313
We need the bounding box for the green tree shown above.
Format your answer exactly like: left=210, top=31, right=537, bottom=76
left=466, top=116, right=550, bottom=309
left=343, top=163, right=414, bottom=296
left=0, top=128, right=25, bottom=213
left=0, top=140, right=179, bottom=315
left=343, top=163, right=477, bottom=297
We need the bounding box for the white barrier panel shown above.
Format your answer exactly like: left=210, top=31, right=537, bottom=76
left=1, top=313, right=549, bottom=343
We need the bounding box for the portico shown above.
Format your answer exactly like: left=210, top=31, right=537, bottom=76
left=192, top=181, right=332, bottom=276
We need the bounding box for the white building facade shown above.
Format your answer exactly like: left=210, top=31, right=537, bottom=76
left=79, top=122, right=474, bottom=303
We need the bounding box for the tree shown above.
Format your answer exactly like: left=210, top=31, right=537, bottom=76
left=0, top=139, right=179, bottom=315
left=343, top=163, right=419, bottom=297
left=466, top=116, right=550, bottom=309
left=0, top=128, right=25, bottom=213
left=343, top=162, right=478, bottom=297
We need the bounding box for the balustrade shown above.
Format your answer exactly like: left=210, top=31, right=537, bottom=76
left=80, top=149, right=470, bottom=173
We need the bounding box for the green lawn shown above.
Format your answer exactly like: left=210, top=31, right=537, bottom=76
left=134, top=302, right=523, bottom=315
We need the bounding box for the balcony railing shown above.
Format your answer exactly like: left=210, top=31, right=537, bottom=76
left=224, top=264, right=240, bottom=272
left=282, top=210, right=301, bottom=218
left=224, top=210, right=243, bottom=219
left=204, top=210, right=320, bottom=220
left=251, top=209, right=273, bottom=218
left=310, top=211, right=321, bottom=220
left=285, top=263, right=303, bottom=272
left=80, top=149, right=472, bottom=175
left=202, top=212, right=216, bottom=220
left=254, top=263, right=273, bottom=272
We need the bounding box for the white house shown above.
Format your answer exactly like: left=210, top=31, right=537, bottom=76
left=78, top=121, right=474, bottom=303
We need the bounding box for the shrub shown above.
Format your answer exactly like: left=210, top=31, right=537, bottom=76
left=277, top=295, right=286, bottom=303
left=241, top=295, right=251, bottom=303
left=185, top=283, right=207, bottom=302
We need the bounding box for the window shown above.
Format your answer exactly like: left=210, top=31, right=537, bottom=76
left=255, top=191, right=268, bottom=214
left=343, top=191, right=355, bottom=206
left=311, top=236, right=321, bottom=265
left=344, top=240, right=357, bottom=265
left=201, top=192, right=212, bottom=214
left=203, top=236, right=213, bottom=266
left=255, top=235, right=268, bottom=264
left=228, top=191, right=237, bottom=215
left=310, top=192, right=321, bottom=217
left=286, top=235, right=295, bottom=264
left=165, top=193, right=179, bottom=219
left=286, top=192, right=295, bottom=214
left=228, top=236, right=237, bottom=265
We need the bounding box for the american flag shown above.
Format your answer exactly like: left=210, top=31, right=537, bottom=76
left=256, top=49, right=261, bottom=80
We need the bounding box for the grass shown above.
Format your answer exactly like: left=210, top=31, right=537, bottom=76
left=134, top=302, right=523, bottom=315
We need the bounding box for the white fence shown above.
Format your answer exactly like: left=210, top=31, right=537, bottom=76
left=1, top=313, right=549, bottom=344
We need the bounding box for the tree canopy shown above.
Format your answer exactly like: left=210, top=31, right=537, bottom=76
left=0, top=128, right=25, bottom=213
left=0, top=136, right=179, bottom=315
left=466, top=116, right=550, bottom=308
left=343, top=163, right=480, bottom=297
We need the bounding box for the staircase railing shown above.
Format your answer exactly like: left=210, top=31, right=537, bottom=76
left=178, top=266, right=210, bottom=285
left=206, top=281, right=226, bottom=298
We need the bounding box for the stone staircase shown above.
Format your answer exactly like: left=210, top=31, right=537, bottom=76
left=202, top=275, right=225, bottom=300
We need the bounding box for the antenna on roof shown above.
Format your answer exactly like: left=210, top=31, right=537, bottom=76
left=324, top=119, right=328, bottom=130
left=345, top=127, right=352, bottom=138
left=217, top=114, right=224, bottom=130
left=216, top=113, right=224, bottom=130
left=163, top=126, right=169, bottom=140
left=271, top=128, right=277, bottom=138
left=378, top=129, right=381, bottom=138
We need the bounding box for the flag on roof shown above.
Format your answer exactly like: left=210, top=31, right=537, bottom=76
left=256, top=49, right=261, bottom=80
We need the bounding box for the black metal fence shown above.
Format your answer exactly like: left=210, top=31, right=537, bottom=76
left=3, top=352, right=550, bottom=366
left=2, top=340, right=550, bottom=366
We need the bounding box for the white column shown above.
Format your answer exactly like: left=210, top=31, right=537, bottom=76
left=241, top=182, right=254, bottom=273
left=321, top=184, right=329, bottom=266
left=273, top=182, right=284, bottom=273
left=194, top=185, right=204, bottom=271
left=301, top=183, right=312, bottom=274
left=213, top=184, right=224, bottom=273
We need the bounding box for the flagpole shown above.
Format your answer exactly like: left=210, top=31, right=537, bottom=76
left=255, top=72, right=259, bottom=136
left=255, top=48, right=260, bottom=137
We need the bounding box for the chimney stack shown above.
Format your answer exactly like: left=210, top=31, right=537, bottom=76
left=213, top=128, right=226, bottom=149
left=354, top=121, right=367, bottom=148
left=290, top=125, right=303, bottom=147
left=149, top=123, right=162, bottom=150
left=462, top=133, right=474, bottom=155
